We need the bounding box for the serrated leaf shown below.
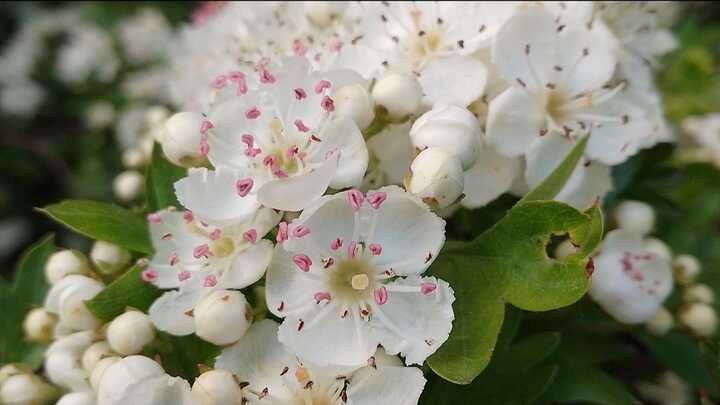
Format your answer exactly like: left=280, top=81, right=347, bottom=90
left=428, top=201, right=600, bottom=384
left=519, top=135, right=589, bottom=203
left=146, top=144, right=186, bottom=212
left=0, top=235, right=55, bottom=368
left=41, top=200, right=152, bottom=254
left=85, top=265, right=162, bottom=321
left=145, top=333, right=220, bottom=383
left=540, top=365, right=640, bottom=405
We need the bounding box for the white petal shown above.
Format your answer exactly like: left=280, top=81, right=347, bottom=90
left=220, top=240, right=274, bottom=289
left=315, top=117, right=368, bottom=189
left=257, top=154, right=338, bottom=212
left=553, top=25, right=617, bottom=97
left=366, top=123, right=414, bottom=186
left=265, top=247, right=326, bottom=319
left=462, top=146, right=519, bottom=208
left=348, top=365, right=426, bottom=405
left=148, top=290, right=203, bottom=335
left=207, top=94, right=269, bottom=169
left=485, top=87, right=545, bottom=157
left=371, top=276, right=454, bottom=365
left=175, top=166, right=260, bottom=225
left=419, top=55, right=487, bottom=107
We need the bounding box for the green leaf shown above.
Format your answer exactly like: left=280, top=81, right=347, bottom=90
left=428, top=201, right=600, bottom=384
left=0, top=235, right=55, bottom=368
left=540, top=365, right=640, bottom=405
left=519, top=135, right=589, bottom=203
left=493, top=332, right=561, bottom=373
left=146, top=333, right=220, bottom=383
left=41, top=200, right=152, bottom=254
left=145, top=144, right=186, bottom=212
left=85, top=265, right=162, bottom=321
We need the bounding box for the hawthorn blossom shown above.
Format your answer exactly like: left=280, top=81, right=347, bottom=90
left=215, top=319, right=426, bottom=405
left=589, top=230, right=673, bottom=324
left=145, top=206, right=279, bottom=337
left=176, top=57, right=369, bottom=212
left=266, top=186, right=454, bottom=366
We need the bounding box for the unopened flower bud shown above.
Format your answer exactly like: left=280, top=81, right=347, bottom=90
left=674, top=254, right=701, bottom=285
left=645, top=307, right=674, bottom=335
left=113, top=170, right=144, bottom=202
left=90, top=241, right=131, bottom=275
left=680, top=302, right=718, bottom=337
left=45, top=275, right=104, bottom=331
left=45, top=250, right=91, bottom=284
left=56, top=392, right=96, bottom=405
left=121, top=148, right=147, bottom=169
left=45, top=332, right=93, bottom=392
left=333, top=84, right=374, bottom=129
left=191, top=369, right=243, bottom=405
left=372, top=72, right=423, bottom=121
left=644, top=238, right=672, bottom=262
left=614, top=200, right=655, bottom=236
left=0, top=363, right=32, bottom=385
left=406, top=147, right=464, bottom=209
left=86, top=102, right=115, bottom=130
left=304, top=1, right=347, bottom=27
left=554, top=239, right=577, bottom=260
left=410, top=105, right=481, bottom=170
left=97, top=356, right=165, bottom=403
left=23, top=308, right=57, bottom=343
left=0, top=374, right=59, bottom=405
left=82, top=341, right=115, bottom=373
left=194, top=290, right=252, bottom=346
left=162, top=111, right=207, bottom=167
left=107, top=311, right=156, bottom=355
left=683, top=284, right=714, bottom=305
left=90, top=356, right=120, bottom=391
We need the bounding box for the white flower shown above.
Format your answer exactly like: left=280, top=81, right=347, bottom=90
left=674, top=254, right=701, bottom=285
left=636, top=371, right=691, bottom=405
left=614, top=200, right=655, bottom=236
left=107, top=311, right=156, bottom=356
left=410, top=105, right=481, bottom=170
left=81, top=341, right=114, bottom=373
left=56, top=392, right=96, bottom=405
left=113, top=171, right=145, bottom=203
left=589, top=230, right=673, bottom=324
left=644, top=237, right=673, bottom=262
left=97, top=356, right=195, bottom=405
left=44, top=331, right=95, bottom=392
left=406, top=148, right=464, bottom=209
left=215, top=319, right=427, bottom=405
left=683, top=284, right=714, bottom=305
left=191, top=369, right=243, bottom=405
left=116, top=8, right=171, bottom=64
left=23, top=308, right=57, bottom=343
left=682, top=114, right=720, bottom=166
left=333, top=83, right=375, bottom=129
left=266, top=186, right=454, bottom=366
left=644, top=307, right=674, bottom=336
left=145, top=207, right=277, bottom=337
left=193, top=289, right=252, bottom=346
left=460, top=144, right=519, bottom=209
left=0, top=374, right=59, bottom=405
left=679, top=303, right=718, bottom=338
left=487, top=3, right=653, bottom=165
left=56, top=25, right=119, bottom=84
left=44, top=275, right=104, bottom=332
left=90, top=241, right=131, bottom=276
left=90, top=357, right=120, bottom=391
left=0, top=364, right=32, bottom=385
left=45, top=250, right=91, bottom=284
left=363, top=123, right=415, bottom=190
left=372, top=72, right=423, bottom=120
left=161, top=112, right=209, bottom=168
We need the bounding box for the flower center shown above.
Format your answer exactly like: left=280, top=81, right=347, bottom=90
left=211, top=237, right=235, bottom=258
left=329, top=259, right=376, bottom=303
left=546, top=90, right=570, bottom=124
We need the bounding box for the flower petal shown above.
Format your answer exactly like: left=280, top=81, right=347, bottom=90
left=419, top=55, right=487, bottom=107
left=485, top=86, right=546, bottom=157
left=257, top=154, right=338, bottom=212
left=462, top=146, right=519, bottom=208
left=148, top=289, right=204, bottom=335
left=220, top=239, right=274, bottom=289
left=348, top=365, right=426, bottom=405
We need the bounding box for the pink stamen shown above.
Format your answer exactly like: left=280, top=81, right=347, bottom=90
left=147, top=213, right=162, bottom=224
left=245, top=147, right=262, bottom=157
left=245, top=106, right=261, bottom=119
left=420, top=282, right=437, bottom=295
left=321, top=95, right=335, bottom=112
left=228, top=71, right=244, bottom=82
left=236, top=77, right=248, bottom=95
left=236, top=178, right=254, bottom=197
left=200, top=120, right=214, bottom=134
left=292, top=226, right=311, bottom=238
left=285, top=145, right=300, bottom=159
left=294, top=119, right=310, bottom=132
left=322, top=257, right=335, bottom=268
left=314, top=80, right=331, bottom=94
left=347, top=189, right=364, bottom=211
left=161, top=232, right=172, bottom=240
left=293, top=254, right=312, bottom=272
left=193, top=244, right=211, bottom=259
left=374, top=286, right=388, bottom=305
left=330, top=237, right=343, bottom=250
left=169, top=252, right=178, bottom=266
left=369, top=243, right=382, bottom=256
left=256, top=57, right=271, bottom=69
left=367, top=192, right=387, bottom=209
left=178, top=271, right=191, bottom=282
left=310, top=134, right=322, bottom=142
left=259, top=69, right=276, bottom=84
left=330, top=40, right=343, bottom=52
left=314, top=291, right=331, bottom=303
left=292, top=39, right=308, bottom=56
left=347, top=241, right=357, bottom=259
left=273, top=168, right=289, bottom=179
left=199, top=135, right=209, bottom=156
left=294, top=88, right=307, bottom=100
left=211, top=75, right=227, bottom=89
left=277, top=222, right=289, bottom=244
left=241, top=134, right=254, bottom=147
left=141, top=269, right=158, bottom=283
left=183, top=211, right=194, bottom=223
left=263, top=155, right=277, bottom=167
left=209, top=229, right=222, bottom=241
left=243, top=229, right=257, bottom=244
left=204, top=275, right=217, bottom=287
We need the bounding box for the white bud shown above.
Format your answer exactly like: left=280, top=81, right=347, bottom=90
left=44, top=275, right=104, bottom=331
left=81, top=341, right=115, bottom=373
left=44, top=349, right=89, bottom=392
left=0, top=374, right=59, bottom=405
left=680, top=302, right=718, bottom=337
left=674, top=254, right=701, bottom=285
left=90, top=356, right=120, bottom=391
left=332, top=84, right=375, bottom=129
left=554, top=239, right=577, bottom=260
left=23, top=308, right=57, bottom=343
left=86, top=102, right=115, bottom=130
left=97, top=356, right=165, bottom=403
left=145, top=106, right=170, bottom=129
left=410, top=105, right=481, bottom=170
left=683, top=284, right=714, bottom=304
left=372, top=72, right=423, bottom=121
left=644, top=238, right=673, bottom=262
left=56, top=392, right=96, bottom=405
left=194, top=290, right=252, bottom=346
left=121, top=148, right=147, bottom=169
left=614, top=200, right=655, bottom=236
left=90, top=241, right=131, bottom=275
left=45, top=250, right=91, bottom=284
left=113, top=170, right=144, bottom=202
left=0, top=364, right=32, bottom=385
left=107, top=311, right=156, bottom=355
left=191, top=369, right=243, bottom=405
left=645, top=307, right=674, bottom=335
left=407, top=147, right=464, bottom=209
left=304, top=1, right=347, bottom=27
left=162, top=111, right=206, bottom=167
